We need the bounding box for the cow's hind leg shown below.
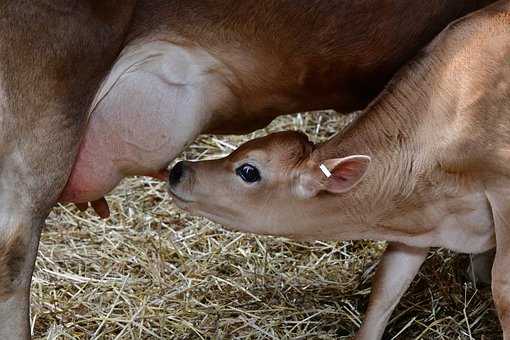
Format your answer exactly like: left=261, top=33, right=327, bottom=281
left=0, top=128, right=85, bottom=339
left=0, top=2, right=135, bottom=338
left=0, top=209, right=45, bottom=339
left=0, top=130, right=78, bottom=339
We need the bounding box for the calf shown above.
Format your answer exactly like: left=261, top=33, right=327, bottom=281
left=60, top=0, right=497, bottom=216
left=168, top=1, right=510, bottom=338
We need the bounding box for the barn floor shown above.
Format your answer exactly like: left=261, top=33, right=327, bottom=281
left=33, top=111, right=500, bottom=339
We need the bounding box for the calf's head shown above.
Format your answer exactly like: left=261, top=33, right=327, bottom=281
left=168, top=131, right=370, bottom=237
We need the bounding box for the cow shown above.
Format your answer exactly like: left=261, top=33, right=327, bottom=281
left=60, top=0, right=497, bottom=216
left=1, top=0, right=495, bottom=338
left=167, top=1, right=510, bottom=338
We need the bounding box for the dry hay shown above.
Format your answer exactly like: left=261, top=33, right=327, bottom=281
left=33, top=111, right=500, bottom=339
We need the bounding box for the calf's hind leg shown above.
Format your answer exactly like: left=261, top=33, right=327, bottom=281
left=485, top=187, right=510, bottom=339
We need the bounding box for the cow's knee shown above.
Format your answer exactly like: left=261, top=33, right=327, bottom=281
left=0, top=210, right=41, bottom=302
left=0, top=232, right=27, bottom=301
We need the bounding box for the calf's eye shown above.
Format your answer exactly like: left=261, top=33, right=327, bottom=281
left=235, top=164, right=261, bottom=183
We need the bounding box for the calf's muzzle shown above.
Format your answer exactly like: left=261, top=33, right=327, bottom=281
left=169, top=161, right=185, bottom=186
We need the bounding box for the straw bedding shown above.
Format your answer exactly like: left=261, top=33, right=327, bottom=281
left=33, top=111, right=500, bottom=339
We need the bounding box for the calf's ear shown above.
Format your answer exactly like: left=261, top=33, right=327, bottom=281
left=322, top=155, right=371, bottom=193
left=295, top=155, right=370, bottom=199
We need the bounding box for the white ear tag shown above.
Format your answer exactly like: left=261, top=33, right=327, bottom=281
left=319, top=164, right=331, bottom=178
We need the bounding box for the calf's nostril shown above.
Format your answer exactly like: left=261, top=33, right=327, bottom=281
left=169, top=161, right=185, bottom=185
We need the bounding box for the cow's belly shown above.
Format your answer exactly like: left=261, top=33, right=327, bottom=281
left=59, top=123, right=122, bottom=203
left=60, top=109, right=181, bottom=203
left=59, top=88, right=191, bottom=203
left=60, top=41, right=221, bottom=203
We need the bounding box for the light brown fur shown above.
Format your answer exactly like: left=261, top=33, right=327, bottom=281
left=129, top=0, right=498, bottom=133
left=169, top=1, right=510, bottom=338
left=61, top=0, right=499, bottom=212
left=1, top=1, right=494, bottom=337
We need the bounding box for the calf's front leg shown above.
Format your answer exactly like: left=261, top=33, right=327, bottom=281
left=355, top=242, right=429, bottom=340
